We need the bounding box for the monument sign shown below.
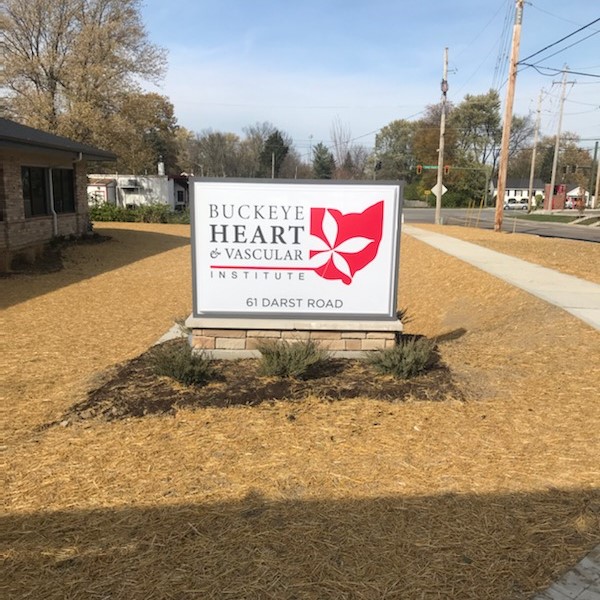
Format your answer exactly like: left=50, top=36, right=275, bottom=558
left=191, top=180, right=402, bottom=321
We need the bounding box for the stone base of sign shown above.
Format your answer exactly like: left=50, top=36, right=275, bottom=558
left=185, top=317, right=403, bottom=359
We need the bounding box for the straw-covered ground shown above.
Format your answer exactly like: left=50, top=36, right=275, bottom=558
left=419, top=223, right=600, bottom=284
left=2, top=222, right=599, bottom=599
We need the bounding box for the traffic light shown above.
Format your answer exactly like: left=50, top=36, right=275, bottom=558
left=443, top=165, right=450, bottom=175
left=416, top=164, right=422, bottom=174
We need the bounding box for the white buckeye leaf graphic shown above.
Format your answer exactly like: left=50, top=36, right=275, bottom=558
left=310, top=209, right=373, bottom=281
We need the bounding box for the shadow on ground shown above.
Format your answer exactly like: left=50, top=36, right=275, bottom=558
left=0, top=227, right=190, bottom=309
left=3, top=489, right=599, bottom=599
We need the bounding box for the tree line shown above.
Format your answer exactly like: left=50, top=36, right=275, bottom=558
left=2, top=0, right=593, bottom=206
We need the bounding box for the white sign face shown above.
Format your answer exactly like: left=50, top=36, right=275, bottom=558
left=191, top=181, right=402, bottom=319
left=431, top=183, right=448, bottom=196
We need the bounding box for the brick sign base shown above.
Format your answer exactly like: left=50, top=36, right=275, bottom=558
left=185, top=317, right=403, bottom=359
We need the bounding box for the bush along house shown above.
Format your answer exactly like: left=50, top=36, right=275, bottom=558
left=0, top=118, right=116, bottom=271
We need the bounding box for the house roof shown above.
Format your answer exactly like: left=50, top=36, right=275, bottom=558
left=567, top=186, right=589, bottom=196
left=492, top=178, right=545, bottom=189
left=0, top=118, right=117, bottom=161
left=88, top=177, right=116, bottom=186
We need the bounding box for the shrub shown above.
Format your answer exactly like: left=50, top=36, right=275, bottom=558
left=89, top=203, right=134, bottom=222
left=257, top=339, right=329, bottom=378
left=365, top=335, right=436, bottom=379
left=136, top=204, right=170, bottom=223
left=89, top=203, right=190, bottom=224
left=151, top=343, right=215, bottom=386
left=166, top=208, right=190, bottom=224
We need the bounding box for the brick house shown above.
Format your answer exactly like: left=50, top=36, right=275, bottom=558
left=0, top=118, right=116, bottom=271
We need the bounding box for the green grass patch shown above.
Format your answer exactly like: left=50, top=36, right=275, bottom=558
left=574, top=216, right=600, bottom=225
left=506, top=213, right=578, bottom=223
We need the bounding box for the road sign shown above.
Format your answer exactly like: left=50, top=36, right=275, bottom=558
left=431, top=183, right=448, bottom=196
left=422, top=165, right=438, bottom=170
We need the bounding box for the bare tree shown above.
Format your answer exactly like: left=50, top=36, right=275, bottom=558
left=330, top=117, right=352, bottom=167
left=1, top=0, right=166, bottom=145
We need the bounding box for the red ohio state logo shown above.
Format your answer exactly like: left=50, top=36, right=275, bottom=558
left=309, top=201, right=384, bottom=285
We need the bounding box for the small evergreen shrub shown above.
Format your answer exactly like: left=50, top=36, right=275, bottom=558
left=366, top=336, right=436, bottom=379
left=151, top=343, right=215, bottom=386
left=257, top=339, right=329, bottom=378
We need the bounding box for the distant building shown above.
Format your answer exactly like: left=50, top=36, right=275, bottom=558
left=0, top=118, right=116, bottom=272
left=491, top=178, right=545, bottom=204
left=87, top=174, right=189, bottom=211
left=566, top=186, right=591, bottom=208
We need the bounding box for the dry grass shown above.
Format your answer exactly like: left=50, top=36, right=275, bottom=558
left=2, top=222, right=599, bottom=599
left=418, top=223, right=600, bottom=284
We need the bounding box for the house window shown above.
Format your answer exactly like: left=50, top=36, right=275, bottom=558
left=21, top=166, right=75, bottom=217
left=52, top=169, right=75, bottom=213
left=22, top=166, right=48, bottom=217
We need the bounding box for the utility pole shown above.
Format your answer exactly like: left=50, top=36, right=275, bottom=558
left=589, top=141, right=598, bottom=208
left=271, top=151, right=275, bottom=179
left=527, top=89, right=543, bottom=211
left=548, top=66, right=569, bottom=210
left=595, top=143, right=600, bottom=209
left=495, top=0, right=525, bottom=232
left=434, top=47, right=449, bottom=226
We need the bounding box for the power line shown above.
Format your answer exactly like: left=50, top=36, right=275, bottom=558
left=526, top=3, right=591, bottom=27
left=455, top=0, right=508, bottom=62
left=492, top=0, right=515, bottom=90
left=519, top=63, right=600, bottom=78
left=454, top=0, right=511, bottom=96
left=518, top=17, right=600, bottom=64
left=529, top=31, right=599, bottom=66
left=565, top=98, right=600, bottom=107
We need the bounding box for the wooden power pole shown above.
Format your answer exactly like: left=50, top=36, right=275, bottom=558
left=527, top=89, right=543, bottom=211
left=595, top=143, right=600, bottom=209
left=494, top=0, right=525, bottom=232
left=590, top=141, right=599, bottom=208
left=548, top=67, right=569, bottom=210
left=434, top=47, right=449, bottom=226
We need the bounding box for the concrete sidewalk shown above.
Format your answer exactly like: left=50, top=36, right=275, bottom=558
left=531, top=545, right=600, bottom=600
left=403, top=226, right=600, bottom=331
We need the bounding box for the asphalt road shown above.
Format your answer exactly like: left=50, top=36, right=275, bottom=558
left=403, top=208, right=600, bottom=243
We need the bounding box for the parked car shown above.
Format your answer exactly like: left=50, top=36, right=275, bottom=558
left=503, top=198, right=529, bottom=210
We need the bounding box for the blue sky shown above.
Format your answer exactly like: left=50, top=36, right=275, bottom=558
left=142, top=0, right=600, bottom=156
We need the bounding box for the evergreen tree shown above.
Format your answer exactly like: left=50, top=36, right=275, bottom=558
left=259, top=130, right=289, bottom=177
left=312, top=143, right=335, bottom=179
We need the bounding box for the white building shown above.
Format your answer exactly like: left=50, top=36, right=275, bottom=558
left=87, top=174, right=189, bottom=210
left=492, top=178, right=545, bottom=203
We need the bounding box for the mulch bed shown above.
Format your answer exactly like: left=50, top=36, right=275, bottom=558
left=54, top=339, right=464, bottom=423
left=5, top=224, right=599, bottom=600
